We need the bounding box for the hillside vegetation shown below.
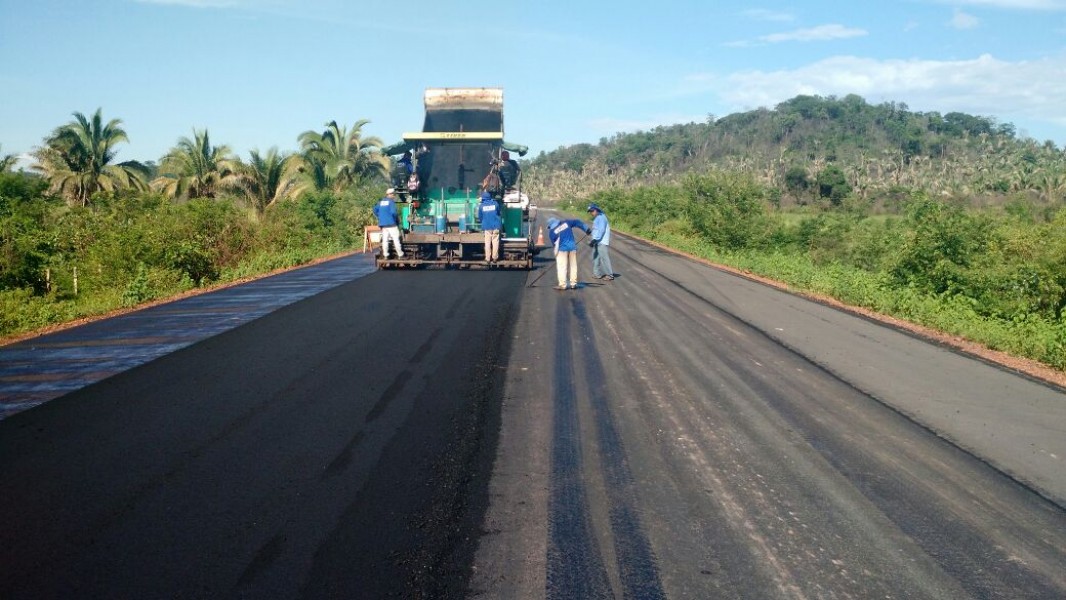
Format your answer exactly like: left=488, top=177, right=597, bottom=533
left=535, top=95, right=1066, bottom=370
left=528, top=94, right=1065, bottom=214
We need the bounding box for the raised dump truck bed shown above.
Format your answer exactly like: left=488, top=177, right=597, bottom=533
left=378, top=87, right=537, bottom=269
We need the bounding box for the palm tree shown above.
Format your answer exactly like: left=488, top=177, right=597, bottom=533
left=223, top=148, right=306, bottom=214
left=153, top=129, right=236, bottom=200
left=32, top=109, right=148, bottom=206
left=0, top=144, right=17, bottom=172
left=297, top=119, right=388, bottom=192
left=1037, top=171, right=1066, bottom=204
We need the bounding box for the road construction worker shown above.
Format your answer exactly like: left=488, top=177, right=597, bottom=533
left=397, top=150, right=413, bottom=175
left=546, top=216, right=591, bottom=290
left=587, top=203, right=614, bottom=280
left=414, top=144, right=432, bottom=202
left=477, top=191, right=502, bottom=264
left=498, top=150, right=521, bottom=190
left=374, top=188, right=404, bottom=259
left=393, top=151, right=413, bottom=190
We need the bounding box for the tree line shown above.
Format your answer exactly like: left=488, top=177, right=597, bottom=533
left=1, top=109, right=390, bottom=338
left=526, top=94, right=1066, bottom=214
left=18, top=108, right=389, bottom=212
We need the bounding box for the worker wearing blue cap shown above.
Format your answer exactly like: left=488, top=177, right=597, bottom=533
left=546, top=216, right=591, bottom=290
left=477, top=191, right=502, bottom=264
left=587, top=204, right=614, bottom=280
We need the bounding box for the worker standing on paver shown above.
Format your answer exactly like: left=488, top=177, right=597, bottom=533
left=587, top=203, right=614, bottom=280
left=375, top=188, right=405, bottom=259
left=546, top=216, right=591, bottom=290
left=478, top=191, right=502, bottom=264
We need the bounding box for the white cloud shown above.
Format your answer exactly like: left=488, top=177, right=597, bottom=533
left=134, top=0, right=240, bottom=6
left=759, top=24, right=868, bottom=43
left=12, top=153, right=35, bottom=172
left=939, top=0, right=1066, bottom=9
left=697, top=54, right=1066, bottom=126
left=949, top=8, right=981, bottom=28
left=132, top=0, right=289, bottom=8
left=741, top=9, right=794, bottom=22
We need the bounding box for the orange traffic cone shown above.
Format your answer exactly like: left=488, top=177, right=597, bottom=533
left=536, top=227, right=545, bottom=247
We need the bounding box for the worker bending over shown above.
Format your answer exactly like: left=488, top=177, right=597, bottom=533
left=546, top=216, right=590, bottom=290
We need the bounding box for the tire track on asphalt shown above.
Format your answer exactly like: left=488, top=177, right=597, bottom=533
left=546, top=294, right=665, bottom=599
left=616, top=236, right=1066, bottom=510
left=569, top=298, right=666, bottom=600
left=614, top=237, right=1066, bottom=596
left=547, top=297, right=612, bottom=599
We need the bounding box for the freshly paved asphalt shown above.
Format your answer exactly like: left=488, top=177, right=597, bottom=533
left=1, top=260, right=524, bottom=599
left=470, top=233, right=1066, bottom=598
left=2, top=232, right=1065, bottom=599
left=0, top=253, right=377, bottom=420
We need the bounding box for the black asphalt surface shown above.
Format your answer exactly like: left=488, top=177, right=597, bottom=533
left=473, top=227, right=1066, bottom=598
left=0, top=253, right=377, bottom=419
left=3, top=229, right=1066, bottom=599
left=1, top=267, right=524, bottom=599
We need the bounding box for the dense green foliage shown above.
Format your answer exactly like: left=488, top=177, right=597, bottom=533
left=0, top=170, right=377, bottom=338
left=564, top=172, right=1066, bottom=369
left=1, top=109, right=392, bottom=339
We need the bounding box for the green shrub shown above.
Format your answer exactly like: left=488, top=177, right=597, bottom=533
left=0, top=179, right=384, bottom=338
left=165, top=238, right=218, bottom=285
left=815, top=165, right=851, bottom=205
left=122, top=263, right=153, bottom=307
left=890, top=193, right=996, bottom=295
left=0, top=203, right=55, bottom=292
left=682, top=172, right=774, bottom=250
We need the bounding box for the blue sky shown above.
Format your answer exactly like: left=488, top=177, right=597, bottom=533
left=2, top=0, right=1065, bottom=167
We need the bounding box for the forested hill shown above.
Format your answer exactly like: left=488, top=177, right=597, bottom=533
left=526, top=94, right=1066, bottom=208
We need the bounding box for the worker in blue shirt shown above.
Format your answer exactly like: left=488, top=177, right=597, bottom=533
left=393, top=151, right=413, bottom=190
left=477, top=191, right=502, bottom=264
left=546, top=216, right=591, bottom=290
left=397, top=151, right=413, bottom=175
left=587, top=203, right=614, bottom=280
left=374, top=188, right=404, bottom=259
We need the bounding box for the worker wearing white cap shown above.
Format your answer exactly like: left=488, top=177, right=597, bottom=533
left=374, top=188, right=405, bottom=259
left=477, top=191, right=502, bottom=264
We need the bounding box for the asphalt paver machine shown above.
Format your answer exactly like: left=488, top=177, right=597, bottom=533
left=378, top=87, right=537, bottom=269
